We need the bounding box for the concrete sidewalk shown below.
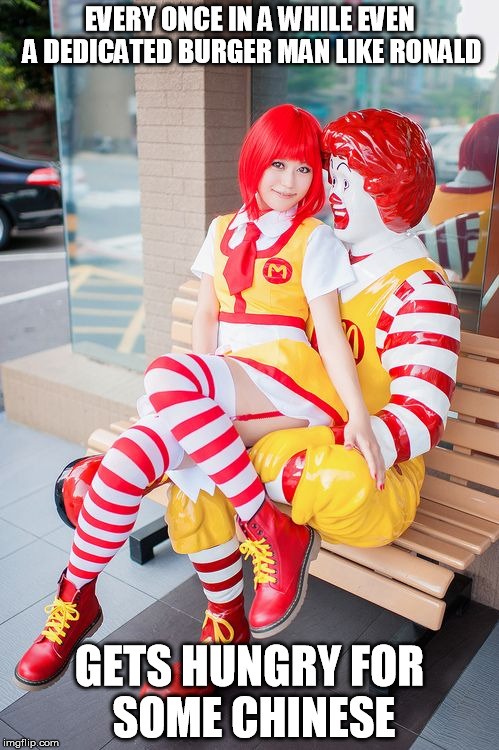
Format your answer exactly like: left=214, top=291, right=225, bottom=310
left=0, top=412, right=193, bottom=711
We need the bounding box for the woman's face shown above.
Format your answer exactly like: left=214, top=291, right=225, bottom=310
left=328, top=155, right=383, bottom=244
left=257, top=159, right=313, bottom=213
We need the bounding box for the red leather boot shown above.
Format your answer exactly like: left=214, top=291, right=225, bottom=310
left=139, top=594, right=250, bottom=699
left=14, top=571, right=103, bottom=690
left=239, top=498, right=321, bottom=639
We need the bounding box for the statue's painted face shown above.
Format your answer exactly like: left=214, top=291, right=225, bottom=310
left=328, top=155, right=383, bottom=245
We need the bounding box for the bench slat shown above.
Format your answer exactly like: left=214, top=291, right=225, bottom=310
left=421, top=475, right=499, bottom=525
left=418, top=498, right=499, bottom=542
left=395, top=528, right=475, bottom=570
left=451, top=386, right=499, bottom=423
left=425, top=446, right=499, bottom=490
left=310, top=549, right=446, bottom=630
left=322, top=542, right=454, bottom=598
left=412, top=511, right=491, bottom=555
left=172, top=344, right=191, bottom=354
left=461, top=331, right=499, bottom=359
left=88, top=428, right=119, bottom=454
left=172, top=297, right=196, bottom=322
left=178, top=280, right=200, bottom=298
left=457, top=357, right=499, bottom=393
left=109, top=420, right=135, bottom=434
left=443, top=418, right=499, bottom=458
left=171, top=320, right=193, bottom=346
left=145, top=485, right=169, bottom=507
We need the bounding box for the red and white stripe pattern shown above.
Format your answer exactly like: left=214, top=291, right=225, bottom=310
left=371, top=268, right=460, bottom=468
left=144, top=352, right=265, bottom=521
left=189, top=537, right=244, bottom=604
left=67, top=414, right=185, bottom=588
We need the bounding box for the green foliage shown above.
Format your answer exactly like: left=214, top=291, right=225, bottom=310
left=0, top=0, right=53, bottom=109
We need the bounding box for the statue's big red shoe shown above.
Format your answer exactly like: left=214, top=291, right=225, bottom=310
left=239, top=498, right=321, bottom=639
left=139, top=594, right=250, bottom=699
left=54, top=455, right=103, bottom=528
left=54, top=453, right=170, bottom=529
left=14, top=571, right=102, bottom=690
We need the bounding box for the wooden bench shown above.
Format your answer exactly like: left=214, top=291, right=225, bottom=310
left=87, top=280, right=499, bottom=633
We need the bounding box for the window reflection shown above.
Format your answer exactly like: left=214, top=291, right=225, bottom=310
left=50, top=0, right=145, bottom=369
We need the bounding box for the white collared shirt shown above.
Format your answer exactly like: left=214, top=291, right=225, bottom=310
left=192, top=206, right=355, bottom=304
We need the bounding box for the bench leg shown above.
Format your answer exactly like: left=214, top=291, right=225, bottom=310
left=368, top=571, right=473, bottom=695
left=129, top=519, right=169, bottom=565
left=443, top=571, right=472, bottom=617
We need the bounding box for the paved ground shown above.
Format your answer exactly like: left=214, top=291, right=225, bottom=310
left=0, top=413, right=193, bottom=714
left=0, top=228, right=70, bottom=409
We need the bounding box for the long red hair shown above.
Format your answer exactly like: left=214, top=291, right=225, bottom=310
left=323, top=109, right=435, bottom=231
left=238, top=104, right=325, bottom=222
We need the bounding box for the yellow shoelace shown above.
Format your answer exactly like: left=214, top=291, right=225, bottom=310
left=201, top=610, right=235, bottom=644
left=239, top=538, right=277, bottom=590
left=41, top=598, right=80, bottom=645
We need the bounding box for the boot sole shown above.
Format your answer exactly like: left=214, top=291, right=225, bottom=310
left=250, top=527, right=322, bottom=640
left=13, top=610, right=104, bottom=692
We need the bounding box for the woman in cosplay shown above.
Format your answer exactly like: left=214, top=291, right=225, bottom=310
left=15, top=104, right=384, bottom=690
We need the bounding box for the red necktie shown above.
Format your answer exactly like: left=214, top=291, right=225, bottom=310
left=223, top=221, right=261, bottom=295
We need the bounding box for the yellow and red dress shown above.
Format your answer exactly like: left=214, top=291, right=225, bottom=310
left=197, top=207, right=355, bottom=425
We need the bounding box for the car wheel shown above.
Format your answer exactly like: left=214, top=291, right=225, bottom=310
left=0, top=208, right=12, bottom=250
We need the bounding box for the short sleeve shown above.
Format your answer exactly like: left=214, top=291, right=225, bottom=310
left=302, top=223, right=355, bottom=303
left=191, top=218, right=217, bottom=278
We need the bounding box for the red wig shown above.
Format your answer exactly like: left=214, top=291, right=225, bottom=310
left=459, top=114, right=499, bottom=184
left=238, top=104, right=325, bottom=222
left=323, top=109, right=436, bottom=231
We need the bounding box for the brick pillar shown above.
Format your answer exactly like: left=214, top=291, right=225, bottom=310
left=135, top=10, right=250, bottom=357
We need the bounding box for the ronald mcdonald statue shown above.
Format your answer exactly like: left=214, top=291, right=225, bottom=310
left=52, top=109, right=460, bottom=699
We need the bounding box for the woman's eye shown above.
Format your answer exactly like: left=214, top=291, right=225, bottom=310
left=272, top=161, right=284, bottom=169
left=298, top=166, right=311, bottom=174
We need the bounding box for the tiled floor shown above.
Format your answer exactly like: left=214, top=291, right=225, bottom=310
left=0, top=415, right=497, bottom=749
left=0, top=414, right=193, bottom=712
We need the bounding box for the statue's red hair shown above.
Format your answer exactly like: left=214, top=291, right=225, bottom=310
left=323, top=109, right=436, bottom=231
left=458, top=114, right=499, bottom=185
left=239, top=104, right=325, bottom=222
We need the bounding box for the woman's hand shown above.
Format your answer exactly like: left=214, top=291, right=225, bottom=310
left=343, top=411, right=386, bottom=490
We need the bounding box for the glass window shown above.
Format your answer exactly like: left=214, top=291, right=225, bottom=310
left=49, top=0, right=145, bottom=370
left=253, top=0, right=498, bottom=333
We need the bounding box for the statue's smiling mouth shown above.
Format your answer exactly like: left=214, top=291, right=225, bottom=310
left=329, top=193, right=349, bottom=229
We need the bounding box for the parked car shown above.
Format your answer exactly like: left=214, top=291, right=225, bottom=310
left=0, top=149, right=63, bottom=249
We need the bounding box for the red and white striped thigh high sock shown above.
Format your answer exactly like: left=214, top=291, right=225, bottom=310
left=66, top=413, right=185, bottom=588
left=144, top=353, right=266, bottom=522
